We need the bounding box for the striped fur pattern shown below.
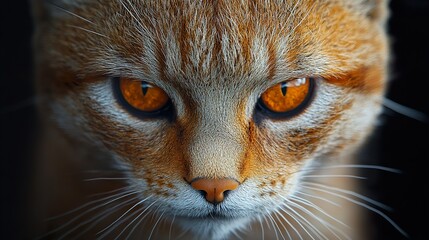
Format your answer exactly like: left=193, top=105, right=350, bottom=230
left=32, top=0, right=390, bottom=239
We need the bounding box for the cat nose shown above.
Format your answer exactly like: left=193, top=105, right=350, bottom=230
left=190, top=178, right=240, bottom=204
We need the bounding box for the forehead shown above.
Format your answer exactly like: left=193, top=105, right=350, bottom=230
left=45, top=0, right=386, bottom=91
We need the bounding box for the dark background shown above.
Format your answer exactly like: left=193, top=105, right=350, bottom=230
left=1, top=0, right=428, bottom=239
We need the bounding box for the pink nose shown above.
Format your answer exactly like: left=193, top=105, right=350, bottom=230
left=190, top=178, right=240, bottom=204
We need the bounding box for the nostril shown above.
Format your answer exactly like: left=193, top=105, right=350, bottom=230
left=190, top=178, right=240, bottom=204
left=197, top=190, right=207, bottom=198
left=223, top=190, right=232, bottom=198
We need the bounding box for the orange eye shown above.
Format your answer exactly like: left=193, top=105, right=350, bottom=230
left=259, top=77, right=314, bottom=116
left=119, top=77, right=170, bottom=113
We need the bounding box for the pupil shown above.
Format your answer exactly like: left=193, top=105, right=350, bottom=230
left=280, top=82, right=288, bottom=96
left=141, top=82, right=150, bottom=96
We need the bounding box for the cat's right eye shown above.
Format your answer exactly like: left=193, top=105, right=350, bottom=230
left=117, top=77, right=171, bottom=114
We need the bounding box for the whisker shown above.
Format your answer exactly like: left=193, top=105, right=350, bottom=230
left=58, top=196, right=139, bottom=240
left=66, top=25, right=109, bottom=38
left=168, top=214, right=176, bottom=240
left=279, top=0, right=302, bottom=39
left=110, top=207, right=145, bottom=240
left=263, top=214, right=271, bottom=231
left=287, top=0, right=302, bottom=24
left=46, top=189, right=135, bottom=221
left=247, top=218, right=253, bottom=232
left=272, top=210, right=292, bottom=240
left=283, top=203, right=329, bottom=240
left=148, top=211, right=166, bottom=240
left=285, top=1, right=316, bottom=42
left=382, top=97, right=428, bottom=123
left=115, top=200, right=158, bottom=240
left=95, top=202, right=144, bottom=240
left=88, top=186, right=130, bottom=199
left=73, top=196, right=140, bottom=239
left=97, top=195, right=153, bottom=235
left=124, top=205, right=159, bottom=239
left=119, top=0, right=147, bottom=33
left=276, top=208, right=305, bottom=240
left=48, top=1, right=95, bottom=24
left=300, top=164, right=402, bottom=173
left=263, top=211, right=276, bottom=239
left=175, top=226, right=190, bottom=240
left=81, top=169, right=131, bottom=174
left=290, top=195, right=348, bottom=229
left=231, top=230, right=244, bottom=240
left=301, top=184, right=408, bottom=237
left=258, top=215, right=265, bottom=240
left=286, top=197, right=350, bottom=240
left=303, top=182, right=392, bottom=211
left=39, top=190, right=138, bottom=238
left=266, top=210, right=284, bottom=240
left=301, top=174, right=366, bottom=180
left=295, top=190, right=340, bottom=207
left=278, top=206, right=315, bottom=240
left=83, top=177, right=129, bottom=182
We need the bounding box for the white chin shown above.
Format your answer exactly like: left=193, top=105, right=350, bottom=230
left=177, top=217, right=251, bottom=240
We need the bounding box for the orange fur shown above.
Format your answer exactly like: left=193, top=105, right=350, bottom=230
left=31, top=0, right=391, bottom=239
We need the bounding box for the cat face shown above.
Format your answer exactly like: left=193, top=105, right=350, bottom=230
left=33, top=0, right=388, bottom=238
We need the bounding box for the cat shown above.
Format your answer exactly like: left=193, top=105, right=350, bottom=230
left=30, top=0, right=406, bottom=239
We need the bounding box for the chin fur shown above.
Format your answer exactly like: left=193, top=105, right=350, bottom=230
left=177, top=217, right=251, bottom=240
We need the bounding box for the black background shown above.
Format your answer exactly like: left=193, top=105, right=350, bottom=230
left=1, top=0, right=428, bottom=239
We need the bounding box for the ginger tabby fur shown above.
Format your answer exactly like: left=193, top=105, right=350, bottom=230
left=30, top=0, right=397, bottom=239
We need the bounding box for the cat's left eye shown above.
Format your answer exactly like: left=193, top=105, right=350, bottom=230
left=118, top=77, right=171, bottom=114
left=257, top=77, right=315, bottom=118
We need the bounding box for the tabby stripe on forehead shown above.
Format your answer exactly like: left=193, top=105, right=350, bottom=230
left=238, top=1, right=255, bottom=72
left=156, top=33, right=167, bottom=82
left=210, top=0, right=222, bottom=70
left=267, top=39, right=277, bottom=81
left=179, top=8, right=190, bottom=71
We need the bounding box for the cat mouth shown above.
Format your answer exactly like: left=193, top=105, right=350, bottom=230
left=202, top=210, right=233, bottom=220
left=178, top=208, right=237, bottom=221
left=179, top=215, right=236, bottom=223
